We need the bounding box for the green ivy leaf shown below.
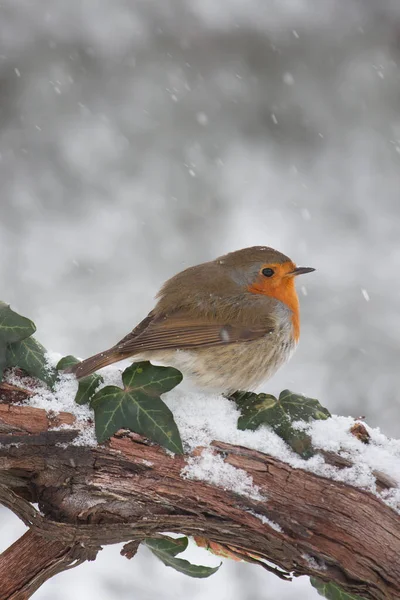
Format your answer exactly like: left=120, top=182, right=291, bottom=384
left=90, top=361, right=183, bottom=453
left=56, top=355, right=79, bottom=371
left=279, top=390, right=331, bottom=422
left=57, top=355, right=103, bottom=405
left=232, top=389, right=330, bottom=459
left=0, top=302, right=36, bottom=344
left=0, top=302, right=36, bottom=381
left=234, top=391, right=282, bottom=431
left=6, top=336, right=57, bottom=388
left=146, top=535, right=189, bottom=556
left=310, top=578, right=366, bottom=600
left=145, top=536, right=221, bottom=578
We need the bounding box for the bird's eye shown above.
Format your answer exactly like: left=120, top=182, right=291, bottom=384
left=262, top=267, right=274, bottom=277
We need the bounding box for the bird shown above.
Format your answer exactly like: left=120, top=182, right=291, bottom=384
left=67, top=246, right=315, bottom=393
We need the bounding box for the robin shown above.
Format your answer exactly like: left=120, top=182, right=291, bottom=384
left=68, top=247, right=314, bottom=393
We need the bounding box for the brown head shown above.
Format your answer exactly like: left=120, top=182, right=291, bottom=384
left=214, top=247, right=314, bottom=340
left=156, top=246, right=314, bottom=341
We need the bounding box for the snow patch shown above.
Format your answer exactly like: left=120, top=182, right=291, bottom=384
left=165, top=388, right=400, bottom=510
left=248, top=511, right=282, bottom=533
left=302, top=553, right=327, bottom=571
left=182, top=449, right=264, bottom=501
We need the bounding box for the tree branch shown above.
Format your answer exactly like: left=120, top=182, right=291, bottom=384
left=0, top=530, right=91, bottom=600
left=0, top=376, right=399, bottom=600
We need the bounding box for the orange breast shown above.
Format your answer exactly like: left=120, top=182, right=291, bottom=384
left=248, top=278, right=300, bottom=343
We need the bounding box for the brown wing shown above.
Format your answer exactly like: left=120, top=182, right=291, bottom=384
left=68, top=309, right=276, bottom=379
left=115, top=311, right=274, bottom=354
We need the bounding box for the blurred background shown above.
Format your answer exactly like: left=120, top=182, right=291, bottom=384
left=1, top=0, right=400, bottom=598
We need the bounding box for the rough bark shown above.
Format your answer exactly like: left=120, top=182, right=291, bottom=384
left=0, top=376, right=399, bottom=600
left=0, top=530, right=89, bottom=600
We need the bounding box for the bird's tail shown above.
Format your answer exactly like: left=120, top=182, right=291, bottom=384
left=65, top=347, right=128, bottom=380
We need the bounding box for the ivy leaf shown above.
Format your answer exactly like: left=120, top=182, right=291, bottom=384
left=145, top=536, right=221, bottom=578
left=278, top=390, right=331, bottom=422
left=232, top=389, right=330, bottom=459
left=0, top=302, right=36, bottom=381
left=56, top=355, right=79, bottom=371
left=90, top=361, right=183, bottom=453
left=233, top=391, right=282, bottom=431
left=146, top=536, right=189, bottom=556
left=310, top=578, right=366, bottom=600
left=0, top=302, right=36, bottom=344
left=6, top=336, right=57, bottom=388
left=57, top=355, right=103, bottom=405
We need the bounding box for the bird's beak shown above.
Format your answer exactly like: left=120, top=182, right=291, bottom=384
left=288, top=266, right=316, bottom=276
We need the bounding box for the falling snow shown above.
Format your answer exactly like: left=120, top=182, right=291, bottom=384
left=196, top=112, right=209, bottom=126
left=361, top=288, right=370, bottom=301
left=283, top=72, right=294, bottom=85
